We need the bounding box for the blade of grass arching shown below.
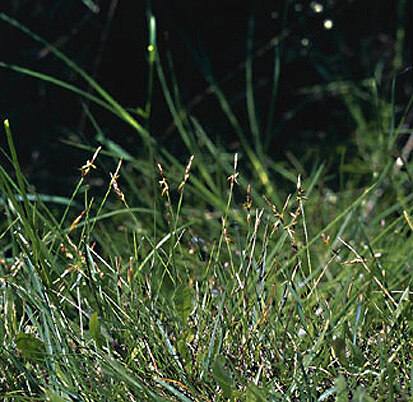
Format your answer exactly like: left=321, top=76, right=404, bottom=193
left=269, top=162, right=298, bottom=184
left=155, top=48, right=194, bottom=150
left=82, top=103, right=132, bottom=160
left=0, top=191, right=78, bottom=207
left=246, top=11, right=263, bottom=156
left=81, top=0, right=100, bottom=14
left=140, top=12, right=156, bottom=124
left=4, top=120, right=31, bottom=217
left=63, top=208, right=155, bottom=233
left=265, top=0, right=288, bottom=147
left=165, top=46, right=188, bottom=128
left=77, top=0, right=118, bottom=135
left=0, top=13, right=150, bottom=143
left=264, top=44, right=281, bottom=146
left=306, top=164, right=324, bottom=195
left=0, top=62, right=121, bottom=119
left=0, top=216, right=19, bottom=243
left=84, top=108, right=133, bottom=162
left=388, top=73, right=398, bottom=151
left=61, top=140, right=135, bottom=164
left=393, top=0, right=407, bottom=73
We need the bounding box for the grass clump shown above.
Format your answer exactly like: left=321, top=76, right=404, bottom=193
left=0, top=6, right=412, bottom=401
left=1, top=118, right=411, bottom=400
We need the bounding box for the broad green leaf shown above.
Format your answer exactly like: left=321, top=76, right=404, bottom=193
left=177, top=339, right=192, bottom=372
left=335, top=375, right=348, bottom=402
left=173, top=284, right=195, bottom=323
left=350, top=344, right=366, bottom=368
left=352, top=386, right=374, bottom=402
left=89, top=312, right=104, bottom=347
left=245, top=383, right=269, bottom=401
left=332, top=337, right=348, bottom=367
left=212, top=354, right=234, bottom=399
left=177, top=339, right=189, bottom=361
left=15, top=333, right=46, bottom=362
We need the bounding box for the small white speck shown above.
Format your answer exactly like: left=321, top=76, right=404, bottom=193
left=311, top=2, right=324, bottom=13
left=396, top=157, right=404, bottom=167
left=323, top=19, right=333, bottom=30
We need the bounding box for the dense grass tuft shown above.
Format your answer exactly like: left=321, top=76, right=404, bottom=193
left=0, top=5, right=412, bottom=401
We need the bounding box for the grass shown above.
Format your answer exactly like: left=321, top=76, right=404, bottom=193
left=0, top=4, right=412, bottom=401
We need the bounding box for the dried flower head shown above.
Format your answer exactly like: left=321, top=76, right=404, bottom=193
left=80, top=146, right=102, bottom=177
left=110, top=159, right=125, bottom=202
left=178, top=155, right=194, bottom=191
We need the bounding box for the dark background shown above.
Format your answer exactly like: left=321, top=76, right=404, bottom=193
left=0, top=0, right=411, bottom=194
